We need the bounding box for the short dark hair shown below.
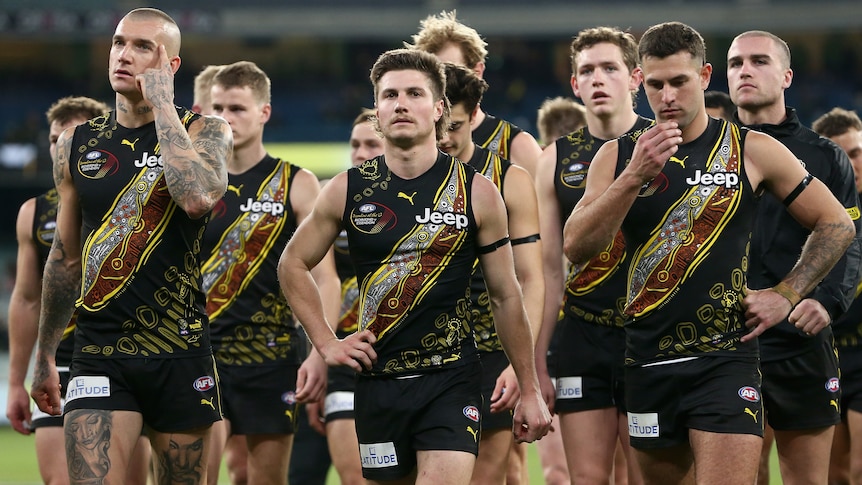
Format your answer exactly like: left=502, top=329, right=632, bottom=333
left=812, top=107, right=862, bottom=138
left=369, top=48, right=450, bottom=140
left=733, top=31, right=791, bottom=69
left=704, top=91, right=735, bottom=120
left=638, top=21, right=706, bottom=65
left=443, top=62, right=488, bottom=115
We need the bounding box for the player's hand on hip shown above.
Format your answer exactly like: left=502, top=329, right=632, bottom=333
left=741, top=288, right=793, bottom=342
left=321, top=330, right=377, bottom=372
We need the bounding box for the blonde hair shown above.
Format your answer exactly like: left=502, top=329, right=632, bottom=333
left=407, top=10, right=487, bottom=69
left=212, top=61, right=272, bottom=104
left=536, top=97, right=587, bottom=146
left=193, top=65, right=224, bottom=108
left=46, top=96, right=110, bottom=125
left=813, top=107, right=862, bottom=138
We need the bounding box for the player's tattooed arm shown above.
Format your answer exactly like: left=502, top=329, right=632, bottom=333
left=40, top=130, right=81, bottom=355
left=785, top=220, right=857, bottom=297
left=156, top=111, right=231, bottom=220
left=31, top=127, right=82, bottom=414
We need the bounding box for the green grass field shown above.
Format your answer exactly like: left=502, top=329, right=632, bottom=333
left=0, top=424, right=783, bottom=484
left=264, top=142, right=351, bottom=180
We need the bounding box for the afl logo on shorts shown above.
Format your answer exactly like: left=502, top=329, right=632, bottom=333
left=826, top=378, right=840, bottom=393
left=463, top=405, right=480, bottom=422
left=193, top=376, right=215, bottom=391
left=281, top=391, right=296, bottom=405
left=77, top=150, right=120, bottom=179
left=350, top=202, right=397, bottom=234
left=738, top=386, right=760, bottom=402
left=560, top=161, right=589, bottom=189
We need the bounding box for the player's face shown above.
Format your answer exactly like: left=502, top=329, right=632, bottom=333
left=375, top=69, right=443, bottom=148
left=350, top=120, right=384, bottom=167
left=210, top=85, right=270, bottom=150
left=571, top=42, right=641, bottom=118
left=109, top=17, right=174, bottom=95
left=830, top=128, right=862, bottom=193
left=438, top=103, right=474, bottom=161
left=49, top=116, right=88, bottom=159
left=726, top=36, right=792, bottom=111
left=642, top=51, right=711, bottom=129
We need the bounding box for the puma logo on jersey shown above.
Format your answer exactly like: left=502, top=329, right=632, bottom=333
left=200, top=398, right=215, bottom=410
left=669, top=155, right=689, bottom=168
left=397, top=191, right=417, bottom=205
left=226, top=184, right=243, bottom=197
left=121, top=138, right=140, bottom=151
left=466, top=426, right=479, bottom=442
left=744, top=407, right=759, bottom=423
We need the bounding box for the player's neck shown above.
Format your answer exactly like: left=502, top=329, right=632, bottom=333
left=736, top=101, right=787, bottom=127
left=587, top=109, right=640, bottom=141
left=681, top=111, right=710, bottom=144
left=228, top=140, right=267, bottom=175
left=384, top=137, right=440, bottom=180
left=471, top=107, right=487, bottom=130
left=453, top=142, right=475, bottom=163
left=115, top=94, right=155, bottom=128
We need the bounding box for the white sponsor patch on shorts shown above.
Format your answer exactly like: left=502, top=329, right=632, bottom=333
left=556, top=376, right=583, bottom=399
left=628, top=412, right=660, bottom=438
left=31, top=398, right=66, bottom=421
left=324, top=391, right=354, bottom=415
left=65, top=376, right=111, bottom=403
left=359, top=442, right=399, bottom=469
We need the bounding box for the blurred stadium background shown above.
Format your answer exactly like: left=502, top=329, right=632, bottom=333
left=0, top=0, right=861, bottom=428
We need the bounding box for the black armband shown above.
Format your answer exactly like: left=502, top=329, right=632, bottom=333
left=478, top=237, right=511, bottom=254
left=511, top=234, right=541, bottom=246
left=782, top=173, right=814, bottom=206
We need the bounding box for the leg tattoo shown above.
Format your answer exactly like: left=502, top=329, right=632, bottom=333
left=65, top=409, right=113, bottom=483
